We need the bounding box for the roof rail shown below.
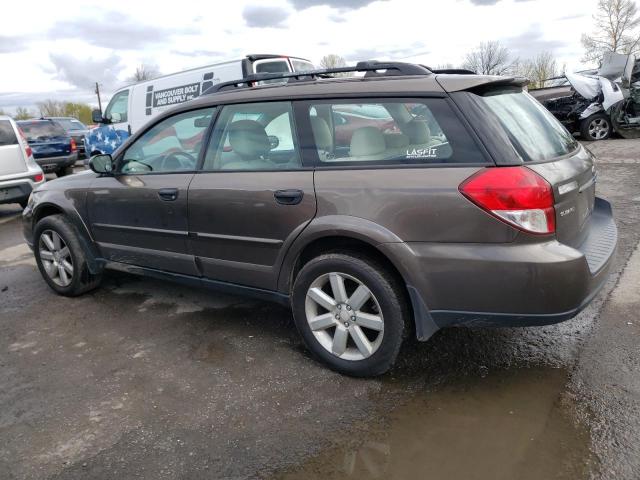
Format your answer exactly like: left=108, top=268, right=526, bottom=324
left=204, top=61, right=432, bottom=95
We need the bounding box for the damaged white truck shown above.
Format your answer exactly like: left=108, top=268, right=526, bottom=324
left=530, top=53, right=640, bottom=141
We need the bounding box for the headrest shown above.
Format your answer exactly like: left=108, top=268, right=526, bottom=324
left=404, top=120, right=431, bottom=144
left=310, top=116, right=332, bottom=150
left=228, top=120, right=270, bottom=158
left=384, top=133, right=410, bottom=149
left=350, top=127, right=386, bottom=157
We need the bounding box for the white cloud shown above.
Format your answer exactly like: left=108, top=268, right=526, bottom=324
left=0, top=0, right=599, bottom=112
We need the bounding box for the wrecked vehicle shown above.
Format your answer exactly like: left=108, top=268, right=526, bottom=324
left=531, top=53, right=640, bottom=141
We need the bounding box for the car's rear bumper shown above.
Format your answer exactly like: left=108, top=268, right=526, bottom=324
left=381, top=197, right=617, bottom=340
left=0, top=174, right=45, bottom=205
left=34, top=154, right=77, bottom=172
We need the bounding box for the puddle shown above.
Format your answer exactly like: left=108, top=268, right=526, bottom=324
left=273, top=367, right=593, bottom=480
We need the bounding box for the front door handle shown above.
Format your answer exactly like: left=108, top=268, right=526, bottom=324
left=274, top=189, right=304, bottom=205
left=158, top=188, right=179, bottom=201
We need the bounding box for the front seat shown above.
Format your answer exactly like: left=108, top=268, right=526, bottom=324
left=404, top=119, right=432, bottom=148
left=221, top=120, right=274, bottom=170
left=310, top=116, right=333, bottom=161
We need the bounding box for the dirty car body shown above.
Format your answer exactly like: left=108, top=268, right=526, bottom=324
left=22, top=62, right=618, bottom=376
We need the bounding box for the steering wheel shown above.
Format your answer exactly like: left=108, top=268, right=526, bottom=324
left=160, top=151, right=197, bottom=171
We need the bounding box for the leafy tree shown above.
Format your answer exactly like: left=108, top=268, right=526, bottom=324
left=0, top=108, right=6, bottom=116
left=462, top=41, right=517, bottom=76
left=63, top=102, right=93, bottom=125
left=127, top=64, right=160, bottom=83
left=582, top=0, right=640, bottom=64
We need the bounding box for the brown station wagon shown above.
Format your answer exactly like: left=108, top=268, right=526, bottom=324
left=23, top=61, right=617, bottom=376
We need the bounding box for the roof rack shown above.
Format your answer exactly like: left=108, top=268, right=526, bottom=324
left=204, top=61, right=432, bottom=95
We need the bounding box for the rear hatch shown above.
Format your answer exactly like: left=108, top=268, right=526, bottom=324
left=0, top=119, right=27, bottom=176
left=18, top=120, right=71, bottom=159
left=452, top=84, right=596, bottom=247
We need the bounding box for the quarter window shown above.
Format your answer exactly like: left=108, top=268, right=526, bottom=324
left=119, top=108, right=214, bottom=174
left=203, top=101, right=301, bottom=171
left=308, top=99, right=487, bottom=165
left=0, top=120, right=18, bottom=146
left=105, top=90, right=130, bottom=124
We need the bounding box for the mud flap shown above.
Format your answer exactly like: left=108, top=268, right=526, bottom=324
left=406, top=285, right=439, bottom=341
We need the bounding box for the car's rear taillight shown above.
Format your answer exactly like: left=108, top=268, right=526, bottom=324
left=18, top=128, right=32, bottom=158
left=33, top=173, right=44, bottom=183
left=70, top=138, right=77, bottom=152
left=459, top=166, right=556, bottom=234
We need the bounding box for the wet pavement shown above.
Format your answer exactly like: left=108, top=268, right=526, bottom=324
left=1, top=139, right=639, bottom=479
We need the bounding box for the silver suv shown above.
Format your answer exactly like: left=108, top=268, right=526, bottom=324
left=0, top=116, right=45, bottom=208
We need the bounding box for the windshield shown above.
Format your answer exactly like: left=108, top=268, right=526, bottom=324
left=476, top=88, right=578, bottom=162
left=18, top=121, right=67, bottom=141
left=55, top=118, right=86, bottom=131
left=291, top=59, right=315, bottom=72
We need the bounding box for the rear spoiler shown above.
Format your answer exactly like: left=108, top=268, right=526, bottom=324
left=435, top=75, right=529, bottom=93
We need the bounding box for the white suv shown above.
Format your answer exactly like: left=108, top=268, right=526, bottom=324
left=0, top=115, right=45, bottom=208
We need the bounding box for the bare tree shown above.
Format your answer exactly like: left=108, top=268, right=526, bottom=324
left=37, top=100, right=65, bottom=117
left=462, top=41, right=516, bottom=76
left=14, top=107, right=34, bottom=120
left=582, top=0, right=640, bottom=64
left=319, top=54, right=347, bottom=70
left=127, top=64, right=160, bottom=83
left=518, top=51, right=560, bottom=89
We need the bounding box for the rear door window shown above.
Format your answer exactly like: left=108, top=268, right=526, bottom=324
left=0, top=120, right=18, bottom=146
left=305, top=99, right=487, bottom=166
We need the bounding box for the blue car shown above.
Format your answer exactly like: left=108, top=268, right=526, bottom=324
left=17, top=119, right=78, bottom=177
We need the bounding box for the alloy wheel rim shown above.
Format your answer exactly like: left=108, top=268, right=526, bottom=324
left=305, top=272, right=384, bottom=361
left=38, top=230, right=74, bottom=287
left=589, top=118, right=609, bottom=140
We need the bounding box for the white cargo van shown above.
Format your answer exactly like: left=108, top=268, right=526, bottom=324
left=85, top=54, right=315, bottom=156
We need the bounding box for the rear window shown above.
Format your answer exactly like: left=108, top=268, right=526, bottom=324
left=0, top=120, right=18, bottom=146
left=475, top=88, right=578, bottom=162
left=18, top=121, right=66, bottom=142
left=55, top=118, right=86, bottom=131
left=307, top=98, right=487, bottom=166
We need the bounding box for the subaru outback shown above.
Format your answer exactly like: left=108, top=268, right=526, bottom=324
left=23, top=62, right=617, bottom=376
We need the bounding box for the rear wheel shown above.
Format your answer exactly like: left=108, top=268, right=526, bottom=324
left=580, top=113, right=611, bottom=141
left=34, top=214, right=102, bottom=296
left=292, top=252, right=408, bottom=377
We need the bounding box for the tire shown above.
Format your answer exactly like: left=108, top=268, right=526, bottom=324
left=292, top=252, right=409, bottom=377
left=580, top=113, right=611, bottom=141
left=33, top=214, right=102, bottom=296
left=56, top=166, right=74, bottom=177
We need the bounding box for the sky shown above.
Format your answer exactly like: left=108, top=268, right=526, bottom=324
left=0, top=0, right=604, bottom=113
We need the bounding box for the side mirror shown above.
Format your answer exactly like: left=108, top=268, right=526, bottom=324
left=91, top=109, right=104, bottom=124
left=268, top=135, right=279, bottom=150
left=89, top=154, right=114, bottom=175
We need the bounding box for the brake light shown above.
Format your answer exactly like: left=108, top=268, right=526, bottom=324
left=70, top=138, right=77, bottom=152
left=459, top=166, right=556, bottom=234
left=18, top=128, right=32, bottom=158
left=33, top=173, right=44, bottom=182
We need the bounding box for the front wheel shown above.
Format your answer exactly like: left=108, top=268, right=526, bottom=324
left=34, top=214, right=102, bottom=296
left=580, top=113, right=611, bottom=141
left=292, top=253, right=408, bottom=377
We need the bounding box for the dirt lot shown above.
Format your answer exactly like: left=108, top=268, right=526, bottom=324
left=1, top=139, right=639, bottom=480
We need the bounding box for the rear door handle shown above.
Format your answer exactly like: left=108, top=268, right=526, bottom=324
left=274, top=189, right=304, bottom=205
left=158, top=188, right=179, bottom=201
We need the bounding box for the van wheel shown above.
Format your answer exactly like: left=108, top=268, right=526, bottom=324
left=34, top=214, right=102, bottom=296
left=292, top=252, right=408, bottom=377
left=580, top=113, right=611, bottom=141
